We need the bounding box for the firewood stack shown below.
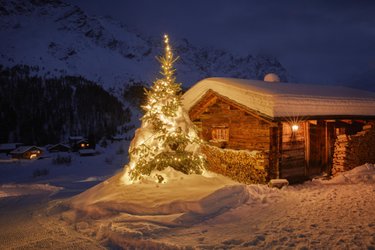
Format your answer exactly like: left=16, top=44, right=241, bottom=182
left=201, top=144, right=268, bottom=184
left=332, top=123, right=375, bottom=175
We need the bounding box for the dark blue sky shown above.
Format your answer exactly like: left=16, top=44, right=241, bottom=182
left=70, top=0, right=375, bottom=85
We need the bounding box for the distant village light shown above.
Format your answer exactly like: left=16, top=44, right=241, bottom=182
left=29, top=153, right=37, bottom=159
left=292, top=124, right=299, bottom=132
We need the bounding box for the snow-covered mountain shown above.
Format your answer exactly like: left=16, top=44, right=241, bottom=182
left=0, top=0, right=290, bottom=92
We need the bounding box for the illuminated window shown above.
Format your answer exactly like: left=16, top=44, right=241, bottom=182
left=30, top=154, right=37, bottom=159
left=212, top=126, right=229, bottom=141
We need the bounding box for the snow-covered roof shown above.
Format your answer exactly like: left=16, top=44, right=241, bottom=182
left=69, top=136, right=85, bottom=140
left=10, top=146, right=43, bottom=154
left=0, top=143, right=23, bottom=151
left=76, top=139, right=89, bottom=144
left=48, top=143, right=71, bottom=149
left=182, top=77, right=375, bottom=118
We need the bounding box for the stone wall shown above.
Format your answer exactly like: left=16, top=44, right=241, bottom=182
left=201, top=144, right=268, bottom=184
left=332, top=123, right=375, bottom=175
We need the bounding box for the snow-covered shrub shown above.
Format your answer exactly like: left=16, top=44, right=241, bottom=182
left=52, top=154, right=72, bottom=165
left=32, top=168, right=49, bottom=178
left=116, top=146, right=124, bottom=155
left=100, top=139, right=108, bottom=148
left=202, top=144, right=267, bottom=184
left=105, top=156, right=113, bottom=165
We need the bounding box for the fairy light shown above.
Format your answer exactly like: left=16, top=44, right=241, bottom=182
left=122, top=34, right=206, bottom=184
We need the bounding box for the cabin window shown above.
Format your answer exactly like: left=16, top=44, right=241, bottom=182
left=211, top=126, right=229, bottom=141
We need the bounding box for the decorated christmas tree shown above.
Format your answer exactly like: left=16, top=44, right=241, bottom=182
left=123, top=34, right=206, bottom=182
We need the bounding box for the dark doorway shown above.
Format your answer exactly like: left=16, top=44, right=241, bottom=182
left=308, top=120, right=336, bottom=176
left=308, top=121, right=326, bottom=176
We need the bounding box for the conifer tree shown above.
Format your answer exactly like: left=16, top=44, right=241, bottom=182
left=126, top=34, right=205, bottom=181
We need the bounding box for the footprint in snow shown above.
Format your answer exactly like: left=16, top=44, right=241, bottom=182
left=222, top=238, right=244, bottom=245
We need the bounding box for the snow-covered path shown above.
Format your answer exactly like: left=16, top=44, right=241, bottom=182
left=0, top=195, right=104, bottom=249
left=64, top=165, right=375, bottom=249
left=157, top=182, right=375, bottom=249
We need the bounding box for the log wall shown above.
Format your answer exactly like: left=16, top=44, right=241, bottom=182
left=196, top=99, right=271, bottom=153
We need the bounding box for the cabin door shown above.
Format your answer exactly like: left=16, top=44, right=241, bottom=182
left=308, top=121, right=326, bottom=175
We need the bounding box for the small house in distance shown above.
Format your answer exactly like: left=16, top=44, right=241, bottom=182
left=48, top=143, right=71, bottom=153
left=182, top=76, right=375, bottom=182
left=10, top=146, right=44, bottom=159
left=69, top=136, right=92, bottom=151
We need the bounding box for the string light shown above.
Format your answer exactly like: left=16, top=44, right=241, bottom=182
left=124, top=34, right=206, bottom=182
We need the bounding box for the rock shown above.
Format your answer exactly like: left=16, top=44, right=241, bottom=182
left=268, top=179, right=289, bottom=189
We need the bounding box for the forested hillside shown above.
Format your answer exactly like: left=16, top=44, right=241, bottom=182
left=0, top=65, right=131, bottom=145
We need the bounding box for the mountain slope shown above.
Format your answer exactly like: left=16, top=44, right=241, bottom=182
left=0, top=0, right=290, bottom=91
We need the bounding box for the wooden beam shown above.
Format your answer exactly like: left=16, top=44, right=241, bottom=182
left=188, top=89, right=276, bottom=125
left=354, top=120, right=366, bottom=124
left=304, top=121, right=310, bottom=176
left=218, top=90, right=274, bottom=124
left=275, top=115, right=375, bottom=122
left=309, top=120, right=318, bottom=125
left=277, top=122, right=283, bottom=179
left=189, top=90, right=218, bottom=120
left=340, top=120, right=352, bottom=124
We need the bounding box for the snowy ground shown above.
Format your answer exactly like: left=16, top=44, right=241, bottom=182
left=0, top=144, right=374, bottom=249
left=0, top=141, right=129, bottom=198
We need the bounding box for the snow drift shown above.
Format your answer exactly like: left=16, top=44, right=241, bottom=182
left=66, top=167, right=248, bottom=226
left=2, top=163, right=374, bottom=249
left=0, top=183, right=62, bottom=198
left=316, top=163, right=375, bottom=185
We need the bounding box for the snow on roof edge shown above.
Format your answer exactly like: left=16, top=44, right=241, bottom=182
left=10, top=146, right=44, bottom=154
left=182, top=77, right=375, bottom=118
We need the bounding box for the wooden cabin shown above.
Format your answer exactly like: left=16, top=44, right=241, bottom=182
left=69, top=136, right=95, bottom=152
left=182, top=77, right=375, bottom=181
left=10, top=146, right=43, bottom=159
left=48, top=143, right=71, bottom=153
